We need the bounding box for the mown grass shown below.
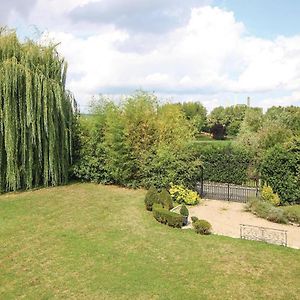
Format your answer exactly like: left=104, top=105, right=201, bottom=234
left=0, top=183, right=299, bottom=299
left=193, top=135, right=233, bottom=147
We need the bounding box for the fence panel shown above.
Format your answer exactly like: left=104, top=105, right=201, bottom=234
left=240, top=224, right=287, bottom=246
left=196, top=181, right=259, bottom=203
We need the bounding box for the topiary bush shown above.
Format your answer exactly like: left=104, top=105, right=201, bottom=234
left=152, top=204, right=183, bottom=228
left=261, top=185, right=280, bottom=206
left=193, top=220, right=212, bottom=235
left=191, top=216, right=199, bottom=223
left=144, top=186, right=159, bottom=211
left=169, top=184, right=200, bottom=205
left=159, top=188, right=174, bottom=210
left=180, top=204, right=189, bottom=217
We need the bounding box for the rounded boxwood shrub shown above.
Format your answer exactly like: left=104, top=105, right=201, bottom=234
left=152, top=203, right=183, bottom=228
left=180, top=204, right=189, bottom=217
left=191, top=216, right=199, bottom=223
left=144, top=186, right=159, bottom=211
left=159, top=188, right=174, bottom=210
left=193, top=219, right=212, bottom=235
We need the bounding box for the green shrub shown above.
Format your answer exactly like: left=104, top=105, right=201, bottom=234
left=191, top=216, right=199, bottom=223
left=261, top=185, right=280, bottom=206
left=169, top=184, right=200, bottom=205
left=73, top=91, right=201, bottom=189
left=260, top=141, right=300, bottom=205
left=246, top=198, right=288, bottom=224
left=267, top=207, right=288, bottom=224
left=152, top=204, right=183, bottom=228
left=282, top=205, right=300, bottom=224
left=193, top=220, right=212, bottom=235
left=180, top=204, right=189, bottom=217
left=159, top=188, right=174, bottom=210
left=144, top=186, right=159, bottom=211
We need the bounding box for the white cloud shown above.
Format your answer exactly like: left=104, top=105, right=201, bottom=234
left=260, top=91, right=300, bottom=110
left=29, top=5, right=300, bottom=109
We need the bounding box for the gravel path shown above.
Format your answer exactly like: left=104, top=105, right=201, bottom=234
left=187, top=200, right=300, bottom=249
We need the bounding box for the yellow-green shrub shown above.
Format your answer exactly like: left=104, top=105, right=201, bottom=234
left=169, top=184, right=200, bottom=205
left=261, top=185, right=280, bottom=206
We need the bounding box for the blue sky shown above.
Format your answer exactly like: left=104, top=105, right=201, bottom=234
left=215, top=0, right=300, bottom=38
left=1, top=0, right=300, bottom=111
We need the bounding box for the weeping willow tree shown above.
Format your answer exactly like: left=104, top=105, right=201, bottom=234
left=0, top=28, right=77, bottom=192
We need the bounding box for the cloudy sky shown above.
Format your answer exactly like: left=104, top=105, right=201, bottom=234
left=1, top=0, right=300, bottom=111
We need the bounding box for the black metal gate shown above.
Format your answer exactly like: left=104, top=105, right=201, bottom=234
left=196, top=181, right=259, bottom=203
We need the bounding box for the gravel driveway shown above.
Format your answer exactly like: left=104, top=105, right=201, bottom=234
left=187, top=200, right=300, bottom=249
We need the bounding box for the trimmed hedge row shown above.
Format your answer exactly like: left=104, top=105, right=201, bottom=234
left=152, top=204, right=184, bottom=228
left=192, top=143, right=252, bottom=184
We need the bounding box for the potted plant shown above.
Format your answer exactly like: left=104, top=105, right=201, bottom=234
left=180, top=204, right=189, bottom=226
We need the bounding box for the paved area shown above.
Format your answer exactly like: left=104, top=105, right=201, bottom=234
left=186, top=200, right=300, bottom=249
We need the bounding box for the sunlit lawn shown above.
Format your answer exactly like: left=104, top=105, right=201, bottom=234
left=0, top=183, right=299, bottom=299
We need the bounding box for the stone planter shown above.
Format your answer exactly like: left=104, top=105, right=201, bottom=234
left=182, top=215, right=189, bottom=226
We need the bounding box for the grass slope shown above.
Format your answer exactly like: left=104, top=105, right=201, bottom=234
left=0, top=183, right=299, bottom=299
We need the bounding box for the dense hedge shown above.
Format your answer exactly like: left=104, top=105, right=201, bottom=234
left=73, top=92, right=202, bottom=189
left=152, top=204, right=184, bottom=228
left=261, top=139, right=300, bottom=205
left=193, top=143, right=252, bottom=184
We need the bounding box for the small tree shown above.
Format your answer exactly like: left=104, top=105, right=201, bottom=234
left=210, top=123, right=226, bottom=140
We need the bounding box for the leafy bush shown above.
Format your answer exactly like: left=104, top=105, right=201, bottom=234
left=191, top=216, right=199, bottom=223
left=73, top=92, right=201, bottom=189
left=141, top=145, right=202, bottom=189
left=159, top=188, right=174, bottom=210
left=144, top=186, right=159, bottom=211
left=282, top=205, right=300, bottom=224
left=193, top=220, right=212, bottom=235
left=246, top=198, right=288, bottom=224
left=260, top=140, right=300, bottom=205
left=267, top=207, right=288, bottom=224
left=169, top=184, right=200, bottom=205
left=261, top=185, right=280, bottom=206
left=152, top=204, right=183, bottom=228
left=180, top=204, right=189, bottom=217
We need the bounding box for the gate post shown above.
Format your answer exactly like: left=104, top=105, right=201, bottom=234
left=227, top=183, right=230, bottom=201
left=255, top=178, right=259, bottom=198
left=200, top=167, right=204, bottom=197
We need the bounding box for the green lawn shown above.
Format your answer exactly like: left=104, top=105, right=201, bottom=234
left=0, top=184, right=299, bottom=299
left=193, top=134, right=234, bottom=146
